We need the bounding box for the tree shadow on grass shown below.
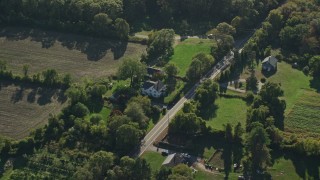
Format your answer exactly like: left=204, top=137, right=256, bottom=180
left=310, top=77, right=320, bottom=93
left=198, top=103, right=218, bottom=120
left=187, top=132, right=225, bottom=157
left=11, top=86, right=25, bottom=103
left=3, top=80, right=66, bottom=106
left=0, top=27, right=129, bottom=61
left=271, top=151, right=320, bottom=180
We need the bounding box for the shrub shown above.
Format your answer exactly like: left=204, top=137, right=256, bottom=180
left=261, top=78, right=266, bottom=83
left=302, top=66, right=309, bottom=75
left=72, top=102, right=90, bottom=118
left=245, top=91, right=255, bottom=103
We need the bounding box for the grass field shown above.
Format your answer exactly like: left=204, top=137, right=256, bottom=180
left=268, top=154, right=320, bottom=180
left=241, top=62, right=320, bottom=138
left=0, top=82, right=66, bottom=139
left=169, top=38, right=213, bottom=76
left=268, top=158, right=301, bottom=180
left=0, top=27, right=146, bottom=81
left=141, top=151, right=166, bottom=173
left=285, top=90, right=320, bottom=136
left=206, top=97, right=247, bottom=130
left=241, top=62, right=311, bottom=112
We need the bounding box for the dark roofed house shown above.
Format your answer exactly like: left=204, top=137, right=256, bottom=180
left=141, top=80, right=166, bottom=98
left=262, top=56, right=278, bottom=72
left=162, top=153, right=184, bottom=167
left=146, top=67, right=164, bottom=78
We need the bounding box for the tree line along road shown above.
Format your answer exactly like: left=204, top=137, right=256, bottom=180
left=137, top=49, right=236, bottom=157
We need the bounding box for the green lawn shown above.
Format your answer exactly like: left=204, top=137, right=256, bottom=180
left=268, top=158, right=301, bottom=180
left=170, top=39, right=213, bottom=76
left=240, top=62, right=320, bottom=137
left=268, top=155, right=320, bottom=180
left=266, top=62, right=311, bottom=113
left=203, top=147, right=216, bottom=160
left=206, top=97, right=247, bottom=130
left=164, top=81, right=186, bottom=104
left=242, top=62, right=311, bottom=113
left=86, top=107, right=111, bottom=122
left=141, top=151, right=166, bottom=173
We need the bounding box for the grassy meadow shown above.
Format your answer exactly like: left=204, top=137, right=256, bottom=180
left=205, top=97, right=247, bottom=130
left=0, top=27, right=146, bottom=81
left=169, top=38, right=213, bottom=76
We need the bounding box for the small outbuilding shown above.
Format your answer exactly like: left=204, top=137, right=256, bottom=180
left=262, top=56, right=278, bottom=72
left=162, top=153, right=184, bottom=167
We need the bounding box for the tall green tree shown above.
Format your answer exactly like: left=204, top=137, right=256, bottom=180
left=117, top=58, right=147, bottom=87
left=194, top=79, right=219, bottom=108
left=309, top=55, right=320, bottom=77
left=146, top=29, right=175, bottom=63
left=164, top=62, right=179, bottom=77
left=88, top=151, right=115, bottom=180
left=116, top=124, right=141, bottom=154
left=246, top=123, right=271, bottom=173
left=114, top=18, right=130, bottom=39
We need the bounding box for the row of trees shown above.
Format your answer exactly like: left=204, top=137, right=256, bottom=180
left=169, top=79, right=219, bottom=136
left=242, top=82, right=285, bottom=178
left=0, top=0, right=130, bottom=39
left=0, top=60, right=71, bottom=88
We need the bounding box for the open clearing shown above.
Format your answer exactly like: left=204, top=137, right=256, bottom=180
left=0, top=82, right=66, bottom=139
left=206, top=97, right=247, bottom=130
left=141, top=151, right=166, bottom=173
left=169, top=38, right=213, bottom=76
left=0, top=27, right=146, bottom=81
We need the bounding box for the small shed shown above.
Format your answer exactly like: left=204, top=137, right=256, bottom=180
left=262, top=56, right=278, bottom=72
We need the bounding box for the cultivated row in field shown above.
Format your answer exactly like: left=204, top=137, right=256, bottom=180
left=0, top=82, right=66, bottom=139
left=286, top=90, right=320, bottom=138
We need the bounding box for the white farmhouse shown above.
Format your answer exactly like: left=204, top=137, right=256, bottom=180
left=141, top=80, right=166, bottom=98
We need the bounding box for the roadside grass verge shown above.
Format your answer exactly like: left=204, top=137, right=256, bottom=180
left=169, top=38, right=213, bottom=76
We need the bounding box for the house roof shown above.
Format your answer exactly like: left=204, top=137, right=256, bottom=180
left=162, top=153, right=176, bottom=165
left=154, top=80, right=165, bottom=91
left=142, top=81, right=155, bottom=90
left=147, top=67, right=163, bottom=75
left=262, top=56, right=278, bottom=68
left=142, top=80, right=165, bottom=91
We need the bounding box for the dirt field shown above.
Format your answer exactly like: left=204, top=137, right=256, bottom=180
left=0, top=27, right=146, bottom=81
left=0, top=81, right=66, bottom=139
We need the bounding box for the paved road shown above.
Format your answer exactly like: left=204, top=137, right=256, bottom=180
left=138, top=51, right=235, bottom=156
left=136, top=28, right=256, bottom=157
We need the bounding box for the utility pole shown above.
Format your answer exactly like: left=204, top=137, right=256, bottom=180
left=167, top=110, right=170, bottom=127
